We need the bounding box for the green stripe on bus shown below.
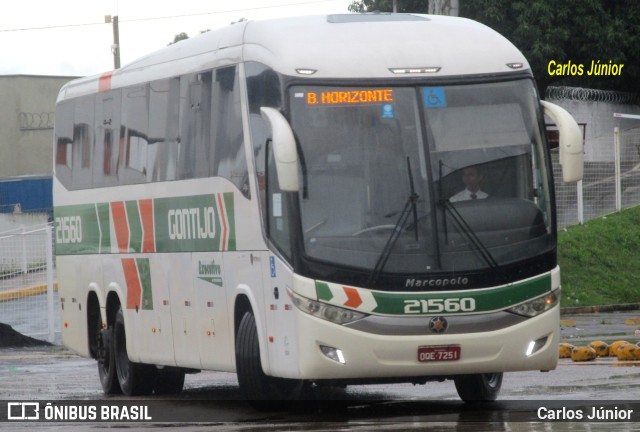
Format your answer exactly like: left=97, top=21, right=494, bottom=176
left=314, top=273, right=552, bottom=316
left=95, top=203, right=111, bottom=253
left=137, top=258, right=154, bottom=310
left=126, top=201, right=143, bottom=253
left=54, top=204, right=102, bottom=255
left=369, top=274, right=551, bottom=315
left=316, top=282, right=334, bottom=302
left=223, top=192, right=236, bottom=251
left=55, top=193, right=237, bottom=255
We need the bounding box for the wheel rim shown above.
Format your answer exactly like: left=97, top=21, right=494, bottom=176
left=483, top=373, right=501, bottom=389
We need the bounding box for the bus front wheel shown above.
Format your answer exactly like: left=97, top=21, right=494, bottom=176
left=453, top=372, right=503, bottom=402
left=235, top=311, right=305, bottom=406
left=114, top=307, right=157, bottom=396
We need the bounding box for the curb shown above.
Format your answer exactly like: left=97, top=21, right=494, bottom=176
left=560, top=303, right=640, bottom=315
left=0, top=283, right=58, bottom=303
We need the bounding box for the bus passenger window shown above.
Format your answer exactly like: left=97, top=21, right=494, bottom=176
left=148, top=78, right=179, bottom=182
left=94, top=91, right=121, bottom=188
left=120, top=85, right=149, bottom=185
left=177, top=73, right=212, bottom=180
left=71, top=96, right=94, bottom=189
left=55, top=101, right=74, bottom=189
left=210, top=66, right=249, bottom=198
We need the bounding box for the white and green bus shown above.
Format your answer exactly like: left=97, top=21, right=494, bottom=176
left=54, top=13, right=583, bottom=402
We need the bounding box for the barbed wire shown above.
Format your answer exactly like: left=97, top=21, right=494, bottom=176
left=18, top=112, right=54, bottom=131
left=546, top=86, right=640, bottom=105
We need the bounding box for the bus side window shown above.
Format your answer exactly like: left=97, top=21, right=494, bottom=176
left=210, top=66, right=249, bottom=198
left=71, top=96, right=95, bottom=190
left=246, top=62, right=283, bottom=223
left=148, top=78, right=178, bottom=182
left=266, top=139, right=292, bottom=259
left=178, top=73, right=211, bottom=180
left=94, top=90, right=121, bottom=188
left=119, top=85, right=149, bottom=185
left=55, top=101, right=74, bottom=189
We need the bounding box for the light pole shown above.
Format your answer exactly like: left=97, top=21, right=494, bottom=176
left=105, top=15, right=121, bottom=69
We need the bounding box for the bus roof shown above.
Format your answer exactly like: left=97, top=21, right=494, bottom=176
left=58, top=14, right=529, bottom=101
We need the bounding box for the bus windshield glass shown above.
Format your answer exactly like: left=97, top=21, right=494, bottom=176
left=288, top=80, right=553, bottom=276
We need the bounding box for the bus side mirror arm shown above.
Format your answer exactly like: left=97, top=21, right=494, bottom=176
left=260, top=107, right=300, bottom=192
left=541, top=101, right=584, bottom=183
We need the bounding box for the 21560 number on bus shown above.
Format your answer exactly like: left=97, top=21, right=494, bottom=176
left=404, top=298, right=476, bottom=314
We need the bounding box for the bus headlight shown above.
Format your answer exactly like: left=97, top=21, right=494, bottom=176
left=288, top=290, right=367, bottom=325
left=507, top=288, right=561, bottom=318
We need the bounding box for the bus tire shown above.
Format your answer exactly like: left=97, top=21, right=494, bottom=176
left=453, top=372, right=503, bottom=402
left=97, top=323, right=121, bottom=394
left=114, top=307, right=157, bottom=396
left=154, top=367, right=185, bottom=395
left=235, top=311, right=304, bottom=407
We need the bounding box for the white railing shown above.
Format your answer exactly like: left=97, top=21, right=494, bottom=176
left=0, top=223, right=58, bottom=343
left=554, top=128, right=640, bottom=228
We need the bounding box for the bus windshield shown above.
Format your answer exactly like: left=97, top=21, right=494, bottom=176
left=288, top=80, right=553, bottom=277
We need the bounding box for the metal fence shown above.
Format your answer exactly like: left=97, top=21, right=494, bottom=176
left=554, top=127, right=640, bottom=228
left=0, top=223, right=57, bottom=343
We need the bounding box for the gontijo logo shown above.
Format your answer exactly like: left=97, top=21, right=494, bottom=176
left=168, top=207, right=216, bottom=240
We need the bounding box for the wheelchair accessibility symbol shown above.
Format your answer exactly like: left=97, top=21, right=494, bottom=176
left=423, top=87, right=447, bottom=108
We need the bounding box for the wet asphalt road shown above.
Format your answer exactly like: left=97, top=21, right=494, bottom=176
left=2, top=311, right=640, bottom=430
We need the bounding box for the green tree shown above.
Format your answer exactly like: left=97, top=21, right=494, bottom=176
left=348, top=0, right=428, bottom=13
left=169, top=32, right=189, bottom=45
left=347, top=0, right=640, bottom=95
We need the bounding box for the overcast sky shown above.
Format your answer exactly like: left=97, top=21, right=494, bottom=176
left=0, top=0, right=353, bottom=77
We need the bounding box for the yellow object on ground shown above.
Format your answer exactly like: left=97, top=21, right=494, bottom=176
left=609, top=340, right=630, bottom=357
left=616, top=343, right=640, bottom=360
left=588, top=340, right=610, bottom=357
left=559, top=342, right=574, bottom=358
left=571, top=346, right=597, bottom=362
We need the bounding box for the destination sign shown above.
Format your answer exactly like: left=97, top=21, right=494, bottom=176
left=306, top=89, right=394, bottom=105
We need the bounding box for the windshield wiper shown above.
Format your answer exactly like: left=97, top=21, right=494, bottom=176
left=438, top=198, right=499, bottom=273
left=367, top=158, right=419, bottom=286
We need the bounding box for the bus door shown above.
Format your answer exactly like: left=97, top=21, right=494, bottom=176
left=168, top=254, right=201, bottom=369
left=194, top=252, right=233, bottom=369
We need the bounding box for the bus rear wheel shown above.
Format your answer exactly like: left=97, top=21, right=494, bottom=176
left=97, top=322, right=121, bottom=394
left=113, top=307, right=157, bottom=396
left=453, top=372, right=503, bottom=402
left=235, top=311, right=305, bottom=407
left=155, top=367, right=186, bottom=395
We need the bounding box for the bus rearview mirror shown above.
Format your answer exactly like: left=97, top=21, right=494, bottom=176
left=260, top=107, right=300, bottom=192
left=541, top=101, right=584, bottom=183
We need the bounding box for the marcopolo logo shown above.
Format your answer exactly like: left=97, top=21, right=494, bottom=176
left=197, top=259, right=223, bottom=287
left=405, top=276, right=469, bottom=288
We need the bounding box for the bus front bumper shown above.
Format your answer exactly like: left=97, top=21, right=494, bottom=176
left=294, top=306, right=559, bottom=381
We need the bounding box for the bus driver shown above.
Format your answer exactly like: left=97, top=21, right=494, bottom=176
left=450, top=165, right=488, bottom=202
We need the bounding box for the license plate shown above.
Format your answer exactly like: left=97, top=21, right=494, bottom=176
left=418, top=345, right=461, bottom=362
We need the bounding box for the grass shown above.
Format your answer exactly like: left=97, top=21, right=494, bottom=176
left=558, top=205, right=640, bottom=307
